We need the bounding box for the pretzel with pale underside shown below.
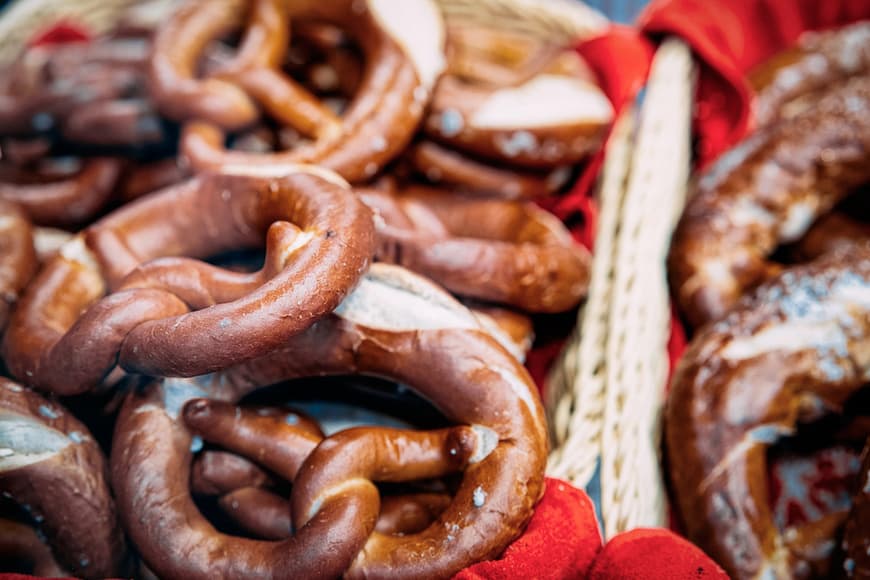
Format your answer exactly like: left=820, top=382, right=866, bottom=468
left=111, top=263, right=547, bottom=579
left=360, top=184, right=590, bottom=312
left=668, top=75, right=870, bottom=329
left=666, top=246, right=870, bottom=579
left=154, top=0, right=447, bottom=182
left=0, top=378, right=126, bottom=578
left=2, top=165, right=375, bottom=393
left=424, top=26, right=612, bottom=169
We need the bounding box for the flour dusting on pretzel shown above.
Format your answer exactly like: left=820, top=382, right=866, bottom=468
left=667, top=246, right=870, bottom=579
left=669, top=75, right=870, bottom=328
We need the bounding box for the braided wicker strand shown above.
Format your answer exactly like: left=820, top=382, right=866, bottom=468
left=597, top=39, right=694, bottom=538
left=545, top=107, right=635, bottom=487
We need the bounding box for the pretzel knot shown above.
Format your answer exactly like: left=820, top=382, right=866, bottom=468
left=152, top=0, right=446, bottom=182
left=111, top=264, right=547, bottom=579
left=3, top=165, right=375, bottom=394
left=667, top=246, right=870, bottom=579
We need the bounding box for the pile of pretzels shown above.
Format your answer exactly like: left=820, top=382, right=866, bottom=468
left=666, top=22, right=870, bottom=580
left=0, top=0, right=613, bottom=578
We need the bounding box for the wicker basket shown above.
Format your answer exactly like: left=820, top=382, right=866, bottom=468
left=0, top=0, right=695, bottom=543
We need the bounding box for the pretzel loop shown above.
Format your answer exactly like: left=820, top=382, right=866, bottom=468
left=3, top=167, right=375, bottom=393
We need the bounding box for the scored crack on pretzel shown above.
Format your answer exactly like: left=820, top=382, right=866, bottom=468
left=669, top=75, right=870, bottom=329
left=0, top=200, right=36, bottom=331
left=749, top=21, right=870, bottom=128
left=666, top=246, right=870, bottom=579
left=111, top=263, right=547, bottom=579
left=2, top=165, right=375, bottom=393
left=0, top=158, right=124, bottom=228
left=0, top=378, right=126, bottom=578
left=359, top=184, right=590, bottom=312
left=156, top=0, right=447, bottom=182
left=424, top=26, right=612, bottom=169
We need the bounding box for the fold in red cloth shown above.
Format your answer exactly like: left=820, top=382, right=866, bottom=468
left=640, top=0, right=870, bottom=166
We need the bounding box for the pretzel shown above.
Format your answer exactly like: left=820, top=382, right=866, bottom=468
left=60, top=98, right=166, bottom=147
left=359, top=184, right=590, bottom=312
left=0, top=157, right=123, bottom=228
left=669, top=75, right=870, bottom=329
left=185, top=402, right=451, bottom=540
left=408, top=141, right=569, bottom=200
left=0, top=37, right=153, bottom=139
left=0, top=518, right=67, bottom=577
left=792, top=212, right=870, bottom=262
left=842, top=438, right=869, bottom=578
left=0, top=378, right=126, bottom=578
left=666, top=246, right=870, bottom=579
left=0, top=200, right=36, bottom=331
left=3, top=165, right=375, bottom=393
left=111, top=263, right=547, bottom=579
left=749, top=22, right=870, bottom=128
left=156, top=0, right=447, bottom=183
left=117, top=158, right=192, bottom=203
left=424, top=26, right=611, bottom=169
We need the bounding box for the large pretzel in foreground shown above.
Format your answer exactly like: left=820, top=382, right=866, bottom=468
left=669, top=75, right=870, bottom=329
left=0, top=379, right=126, bottom=578
left=360, top=184, right=590, bottom=312
left=3, top=165, right=375, bottom=393
left=666, top=246, right=870, bottom=579
left=153, top=0, right=446, bottom=182
left=112, top=264, right=547, bottom=579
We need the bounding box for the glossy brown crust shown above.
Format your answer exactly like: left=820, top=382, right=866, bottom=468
left=111, top=265, right=547, bottom=580
left=666, top=247, right=870, bottom=579
left=0, top=379, right=125, bottom=578
left=668, top=75, right=870, bottom=329
left=792, top=213, right=870, bottom=262
left=842, top=439, right=870, bottom=578
left=164, top=0, right=444, bottom=183
left=0, top=518, right=67, bottom=577
left=186, top=400, right=450, bottom=539
left=218, top=486, right=293, bottom=540
left=191, top=450, right=275, bottom=496
left=0, top=200, right=36, bottom=331
left=467, top=303, right=535, bottom=362
left=408, top=141, right=564, bottom=200
left=749, top=22, right=870, bottom=128
left=0, top=158, right=123, bottom=228
left=3, top=168, right=375, bottom=392
left=360, top=185, right=590, bottom=312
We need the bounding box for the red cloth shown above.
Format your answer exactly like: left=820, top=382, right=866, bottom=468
left=454, top=478, right=602, bottom=580
left=586, top=528, right=728, bottom=579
